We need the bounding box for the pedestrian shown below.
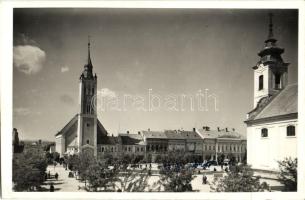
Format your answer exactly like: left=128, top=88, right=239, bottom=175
left=55, top=172, right=59, bottom=180
left=50, top=183, right=54, bottom=192
left=48, top=171, right=51, bottom=179
left=149, top=163, right=152, bottom=169
left=202, top=175, right=207, bottom=184
left=225, top=167, right=228, bottom=172
left=213, top=167, right=217, bottom=172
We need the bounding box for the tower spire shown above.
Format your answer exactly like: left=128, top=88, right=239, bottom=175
left=88, top=35, right=92, bottom=65
left=268, top=13, right=274, bottom=40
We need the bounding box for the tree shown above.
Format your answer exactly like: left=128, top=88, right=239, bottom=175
left=210, top=164, right=269, bottom=192
left=154, top=168, right=194, bottom=192
left=13, top=151, right=48, bottom=191
left=86, top=162, right=118, bottom=191
left=78, top=151, right=96, bottom=182
left=66, top=154, right=80, bottom=171
left=115, top=166, right=150, bottom=192
left=277, top=157, right=297, bottom=191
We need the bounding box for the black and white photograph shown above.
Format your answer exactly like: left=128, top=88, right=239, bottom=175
left=1, top=1, right=305, bottom=199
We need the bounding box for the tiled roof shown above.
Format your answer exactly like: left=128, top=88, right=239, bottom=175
left=118, top=133, right=145, bottom=145
left=99, top=135, right=119, bottom=145
left=180, top=131, right=201, bottom=140
left=197, top=129, right=245, bottom=140
left=164, top=130, right=184, bottom=140
left=249, top=84, right=297, bottom=121
left=142, top=131, right=168, bottom=139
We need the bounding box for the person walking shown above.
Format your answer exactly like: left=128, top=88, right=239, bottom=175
left=202, top=175, right=207, bottom=184
left=55, top=172, right=59, bottom=180
left=50, top=183, right=54, bottom=192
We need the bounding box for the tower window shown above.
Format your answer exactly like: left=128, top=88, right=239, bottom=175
left=92, top=88, right=94, bottom=94
left=87, top=139, right=90, bottom=144
left=259, top=75, right=264, bottom=90
left=87, top=123, right=90, bottom=127
left=261, top=128, right=268, bottom=138
left=287, top=125, right=295, bottom=137
left=275, top=73, right=281, bottom=90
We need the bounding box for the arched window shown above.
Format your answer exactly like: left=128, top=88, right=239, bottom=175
left=261, top=128, right=268, bottom=138
left=287, top=125, right=296, bottom=136
left=259, top=75, right=264, bottom=90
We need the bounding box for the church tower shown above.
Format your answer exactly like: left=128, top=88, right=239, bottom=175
left=77, top=37, right=98, bottom=156
left=253, top=13, right=289, bottom=108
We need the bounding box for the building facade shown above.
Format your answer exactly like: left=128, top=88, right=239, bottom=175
left=197, top=127, right=247, bottom=163
left=245, top=14, right=297, bottom=171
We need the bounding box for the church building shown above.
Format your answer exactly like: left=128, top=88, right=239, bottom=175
left=245, top=14, right=298, bottom=171
left=55, top=40, right=110, bottom=157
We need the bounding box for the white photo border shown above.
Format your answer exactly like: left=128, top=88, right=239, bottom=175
left=1, top=1, right=305, bottom=199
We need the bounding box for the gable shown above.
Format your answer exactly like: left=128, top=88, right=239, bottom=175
left=55, top=114, right=78, bottom=137
left=246, top=84, right=298, bottom=124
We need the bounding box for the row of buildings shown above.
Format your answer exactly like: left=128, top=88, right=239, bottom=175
left=57, top=125, right=246, bottom=163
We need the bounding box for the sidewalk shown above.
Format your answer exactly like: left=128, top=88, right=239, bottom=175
left=42, top=164, right=85, bottom=192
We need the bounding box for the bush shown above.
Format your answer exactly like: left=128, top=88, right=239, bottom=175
left=210, top=164, right=269, bottom=192
left=278, top=157, right=297, bottom=191
left=155, top=168, right=193, bottom=192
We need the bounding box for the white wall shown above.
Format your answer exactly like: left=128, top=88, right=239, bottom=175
left=247, top=119, right=297, bottom=171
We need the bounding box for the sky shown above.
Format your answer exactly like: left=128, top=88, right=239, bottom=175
left=13, top=8, right=298, bottom=141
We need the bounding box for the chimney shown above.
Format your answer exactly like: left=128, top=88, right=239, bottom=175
left=127, top=131, right=129, bottom=134
left=138, top=131, right=141, bottom=135
left=193, top=128, right=196, bottom=132
left=148, top=128, right=150, bottom=132
left=225, top=128, right=228, bottom=132
left=112, top=134, right=114, bottom=137
left=217, top=127, right=220, bottom=132
left=232, top=128, right=235, bottom=132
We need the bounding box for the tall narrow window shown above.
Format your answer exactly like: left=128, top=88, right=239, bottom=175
left=261, top=128, right=268, bottom=138
left=287, top=125, right=295, bottom=136
left=87, top=139, right=90, bottom=144
left=259, top=75, right=264, bottom=90
left=275, top=73, right=281, bottom=90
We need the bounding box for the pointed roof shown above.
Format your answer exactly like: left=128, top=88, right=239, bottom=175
left=257, top=13, right=284, bottom=59
left=80, top=36, right=95, bottom=80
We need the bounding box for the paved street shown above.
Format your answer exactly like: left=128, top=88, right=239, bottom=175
left=43, top=164, right=85, bottom=192
left=41, top=164, right=282, bottom=192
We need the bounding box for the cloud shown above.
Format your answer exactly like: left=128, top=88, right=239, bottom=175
left=14, top=107, right=31, bottom=116
left=60, top=94, right=75, bottom=105
left=61, top=66, right=70, bottom=73
left=13, top=45, right=46, bottom=75
left=14, top=33, right=37, bottom=46
left=14, top=107, right=42, bottom=116
left=98, top=88, right=117, bottom=98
